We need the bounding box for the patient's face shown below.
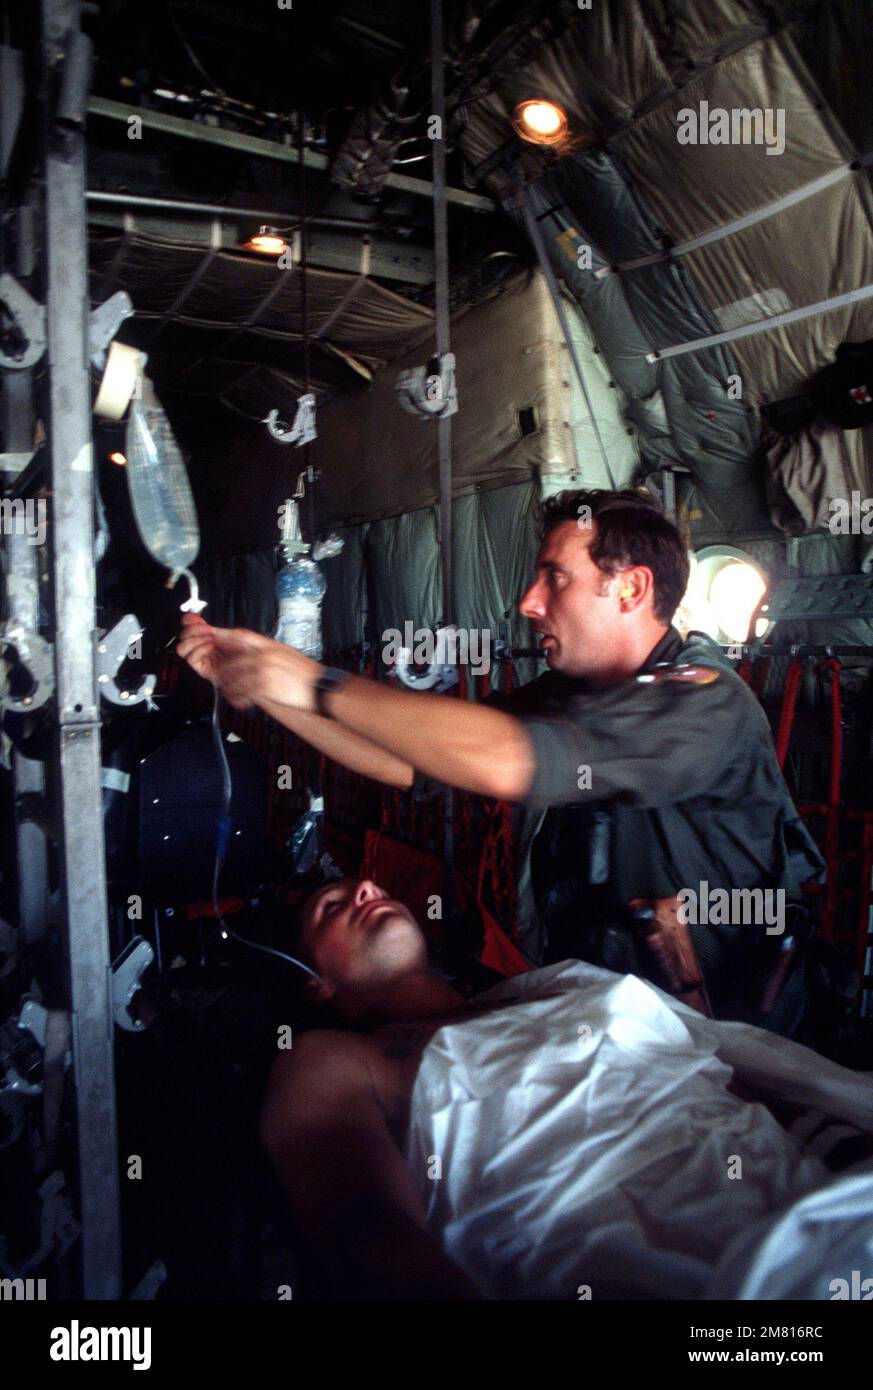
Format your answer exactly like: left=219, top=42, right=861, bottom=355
left=299, top=878, right=426, bottom=991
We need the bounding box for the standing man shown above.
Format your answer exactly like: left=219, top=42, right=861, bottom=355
left=178, top=489, right=823, bottom=1035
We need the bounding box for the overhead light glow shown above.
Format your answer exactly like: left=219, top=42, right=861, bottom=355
left=244, top=226, right=288, bottom=256
left=513, top=99, right=569, bottom=146
left=109, top=450, right=127, bottom=466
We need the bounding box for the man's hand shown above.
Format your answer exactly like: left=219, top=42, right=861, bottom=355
left=177, top=615, right=535, bottom=801
left=177, top=613, right=321, bottom=712
left=176, top=614, right=414, bottom=788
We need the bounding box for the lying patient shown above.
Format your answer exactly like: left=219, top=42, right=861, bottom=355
left=260, top=877, right=873, bottom=1301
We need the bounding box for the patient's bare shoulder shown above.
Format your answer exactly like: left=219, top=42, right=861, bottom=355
left=261, top=1027, right=413, bottom=1145
left=264, top=1027, right=383, bottom=1094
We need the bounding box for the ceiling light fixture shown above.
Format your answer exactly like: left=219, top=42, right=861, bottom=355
left=513, top=99, right=569, bottom=146
left=243, top=226, right=288, bottom=256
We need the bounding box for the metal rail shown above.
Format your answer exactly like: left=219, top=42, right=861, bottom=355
left=431, top=0, right=456, bottom=916
left=88, top=95, right=495, bottom=212
left=42, top=0, right=122, bottom=1300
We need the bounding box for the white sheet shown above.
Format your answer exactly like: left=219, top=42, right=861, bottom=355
left=403, top=961, right=873, bottom=1300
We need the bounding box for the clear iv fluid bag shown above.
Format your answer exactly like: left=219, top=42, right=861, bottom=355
left=125, top=381, right=200, bottom=576
left=276, top=557, right=326, bottom=660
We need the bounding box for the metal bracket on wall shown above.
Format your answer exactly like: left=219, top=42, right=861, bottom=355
left=111, top=937, right=154, bottom=1033
left=0, top=273, right=46, bottom=369
left=88, top=289, right=133, bottom=368
left=0, top=626, right=55, bottom=713
left=265, top=394, right=317, bottom=446
left=96, top=615, right=156, bottom=709
left=749, top=573, right=873, bottom=651
left=396, top=352, right=458, bottom=419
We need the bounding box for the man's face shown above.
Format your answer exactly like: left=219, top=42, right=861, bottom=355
left=298, top=878, right=426, bottom=995
left=519, top=519, right=626, bottom=678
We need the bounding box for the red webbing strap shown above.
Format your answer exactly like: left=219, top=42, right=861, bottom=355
left=494, top=799, right=517, bottom=926
left=821, top=658, right=843, bottom=810
left=736, top=654, right=755, bottom=687
left=344, top=764, right=355, bottom=827
left=408, top=781, right=419, bottom=844
left=159, top=649, right=181, bottom=697
left=184, top=895, right=244, bottom=921
left=820, top=658, right=843, bottom=942
left=430, top=785, right=441, bottom=855
left=474, top=808, right=493, bottom=905
left=736, top=650, right=769, bottom=692
left=775, top=658, right=804, bottom=768
left=475, top=796, right=518, bottom=941
left=501, top=652, right=516, bottom=696
left=856, top=813, right=873, bottom=983
left=455, top=789, right=473, bottom=869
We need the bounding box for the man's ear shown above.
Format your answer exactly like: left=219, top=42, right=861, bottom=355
left=616, top=566, right=654, bottom=609
left=305, top=975, right=335, bottom=1005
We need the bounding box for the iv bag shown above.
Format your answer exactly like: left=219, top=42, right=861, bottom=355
left=125, top=378, right=200, bottom=579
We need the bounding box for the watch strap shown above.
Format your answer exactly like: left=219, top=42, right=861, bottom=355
left=314, top=666, right=350, bottom=719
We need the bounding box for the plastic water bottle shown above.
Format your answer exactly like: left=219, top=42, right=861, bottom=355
left=276, top=556, right=326, bottom=659
left=125, top=378, right=200, bottom=577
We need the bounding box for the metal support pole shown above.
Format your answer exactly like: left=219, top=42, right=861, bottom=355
left=430, top=0, right=455, bottom=914
left=662, top=466, right=677, bottom=523
left=299, top=116, right=316, bottom=550
left=41, top=0, right=121, bottom=1299
left=431, top=0, right=452, bottom=630
left=1, top=326, right=49, bottom=954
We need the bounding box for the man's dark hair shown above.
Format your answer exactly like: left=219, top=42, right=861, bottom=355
left=537, top=488, right=690, bottom=624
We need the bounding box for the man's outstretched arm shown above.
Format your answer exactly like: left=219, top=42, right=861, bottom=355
left=258, top=695, right=415, bottom=791
left=177, top=615, right=415, bottom=789
left=178, top=615, right=536, bottom=801
left=300, top=671, right=535, bottom=801
left=260, top=1032, right=481, bottom=1300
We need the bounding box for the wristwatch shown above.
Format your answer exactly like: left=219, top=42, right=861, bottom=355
left=314, top=666, right=351, bottom=719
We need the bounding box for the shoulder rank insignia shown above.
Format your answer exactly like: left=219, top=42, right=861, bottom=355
left=636, top=663, right=720, bottom=686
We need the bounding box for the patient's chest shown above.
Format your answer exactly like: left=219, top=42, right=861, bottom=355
left=369, top=1002, right=514, bottom=1145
